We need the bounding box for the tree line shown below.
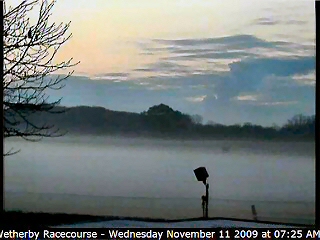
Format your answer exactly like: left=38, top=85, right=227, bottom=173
left=6, top=103, right=315, bottom=141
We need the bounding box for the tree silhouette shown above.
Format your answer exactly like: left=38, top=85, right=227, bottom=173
left=141, top=104, right=192, bottom=132
left=3, top=0, right=79, bottom=155
left=281, top=114, right=315, bottom=137
left=191, top=114, right=203, bottom=125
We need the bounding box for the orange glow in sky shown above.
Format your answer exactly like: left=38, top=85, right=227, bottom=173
left=6, top=0, right=315, bottom=77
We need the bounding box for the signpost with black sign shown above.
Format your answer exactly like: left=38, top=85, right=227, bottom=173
left=193, top=167, right=209, bottom=219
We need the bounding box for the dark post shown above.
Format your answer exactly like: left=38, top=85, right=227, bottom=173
left=251, top=205, right=258, bottom=221
left=193, top=167, right=210, bottom=219
left=205, top=183, right=209, bottom=219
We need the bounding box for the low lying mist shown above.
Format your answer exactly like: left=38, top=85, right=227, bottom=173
left=4, top=135, right=315, bottom=223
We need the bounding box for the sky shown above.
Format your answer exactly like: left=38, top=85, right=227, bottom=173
left=6, top=0, right=316, bottom=126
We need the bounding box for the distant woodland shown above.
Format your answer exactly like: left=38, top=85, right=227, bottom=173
left=6, top=104, right=315, bottom=141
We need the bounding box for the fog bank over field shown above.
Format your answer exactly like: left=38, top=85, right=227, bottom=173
left=4, top=136, right=315, bottom=223
left=12, top=135, right=313, bottom=156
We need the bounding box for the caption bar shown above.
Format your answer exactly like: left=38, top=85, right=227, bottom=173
left=0, top=228, right=319, bottom=239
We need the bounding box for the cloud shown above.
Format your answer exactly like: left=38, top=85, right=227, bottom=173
left=152, top=34, right=283, bottom=49
left=185, top=95, right=207, bottom=103
left=232, top=92, right=299, bottom=107
left=135, top=34, right=314, bottom=80
left=253, top=101, right=298, bottom=106
left=234, top=94, right=259, bottom=101
left=210, top=56, right=315, bottom=101
left=134, top=61, right=192, bottom=77
left=253, top=18, right=307, bottom=26
left=229, top=56, right=314, bottom=78
left=254, top=17, right=279, bottom=25
left=146, top=84, right=181, bottom=91
left=168, top=51, right=256, bottom=60
left=292, top=71, right=315, bottom=86
left=253, top=1, right=312, bottom=28
left=90, top=73, right=129, bottom=81
left=285, top=20, right=308, bottom=25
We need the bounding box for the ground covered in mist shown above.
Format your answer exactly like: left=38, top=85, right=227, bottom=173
left=4, top=136, right=315, bottom=225
left=37, top=135, right=315, bottom=156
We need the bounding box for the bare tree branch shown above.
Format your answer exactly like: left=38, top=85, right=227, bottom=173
left=3, top=0, right=79, bottom=155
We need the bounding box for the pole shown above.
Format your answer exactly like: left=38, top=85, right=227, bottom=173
left=251, top=205, right=258, bottom=221
left=205, top=183, right=209, bottom=219
left=202, top=196, right=205, bottom=218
